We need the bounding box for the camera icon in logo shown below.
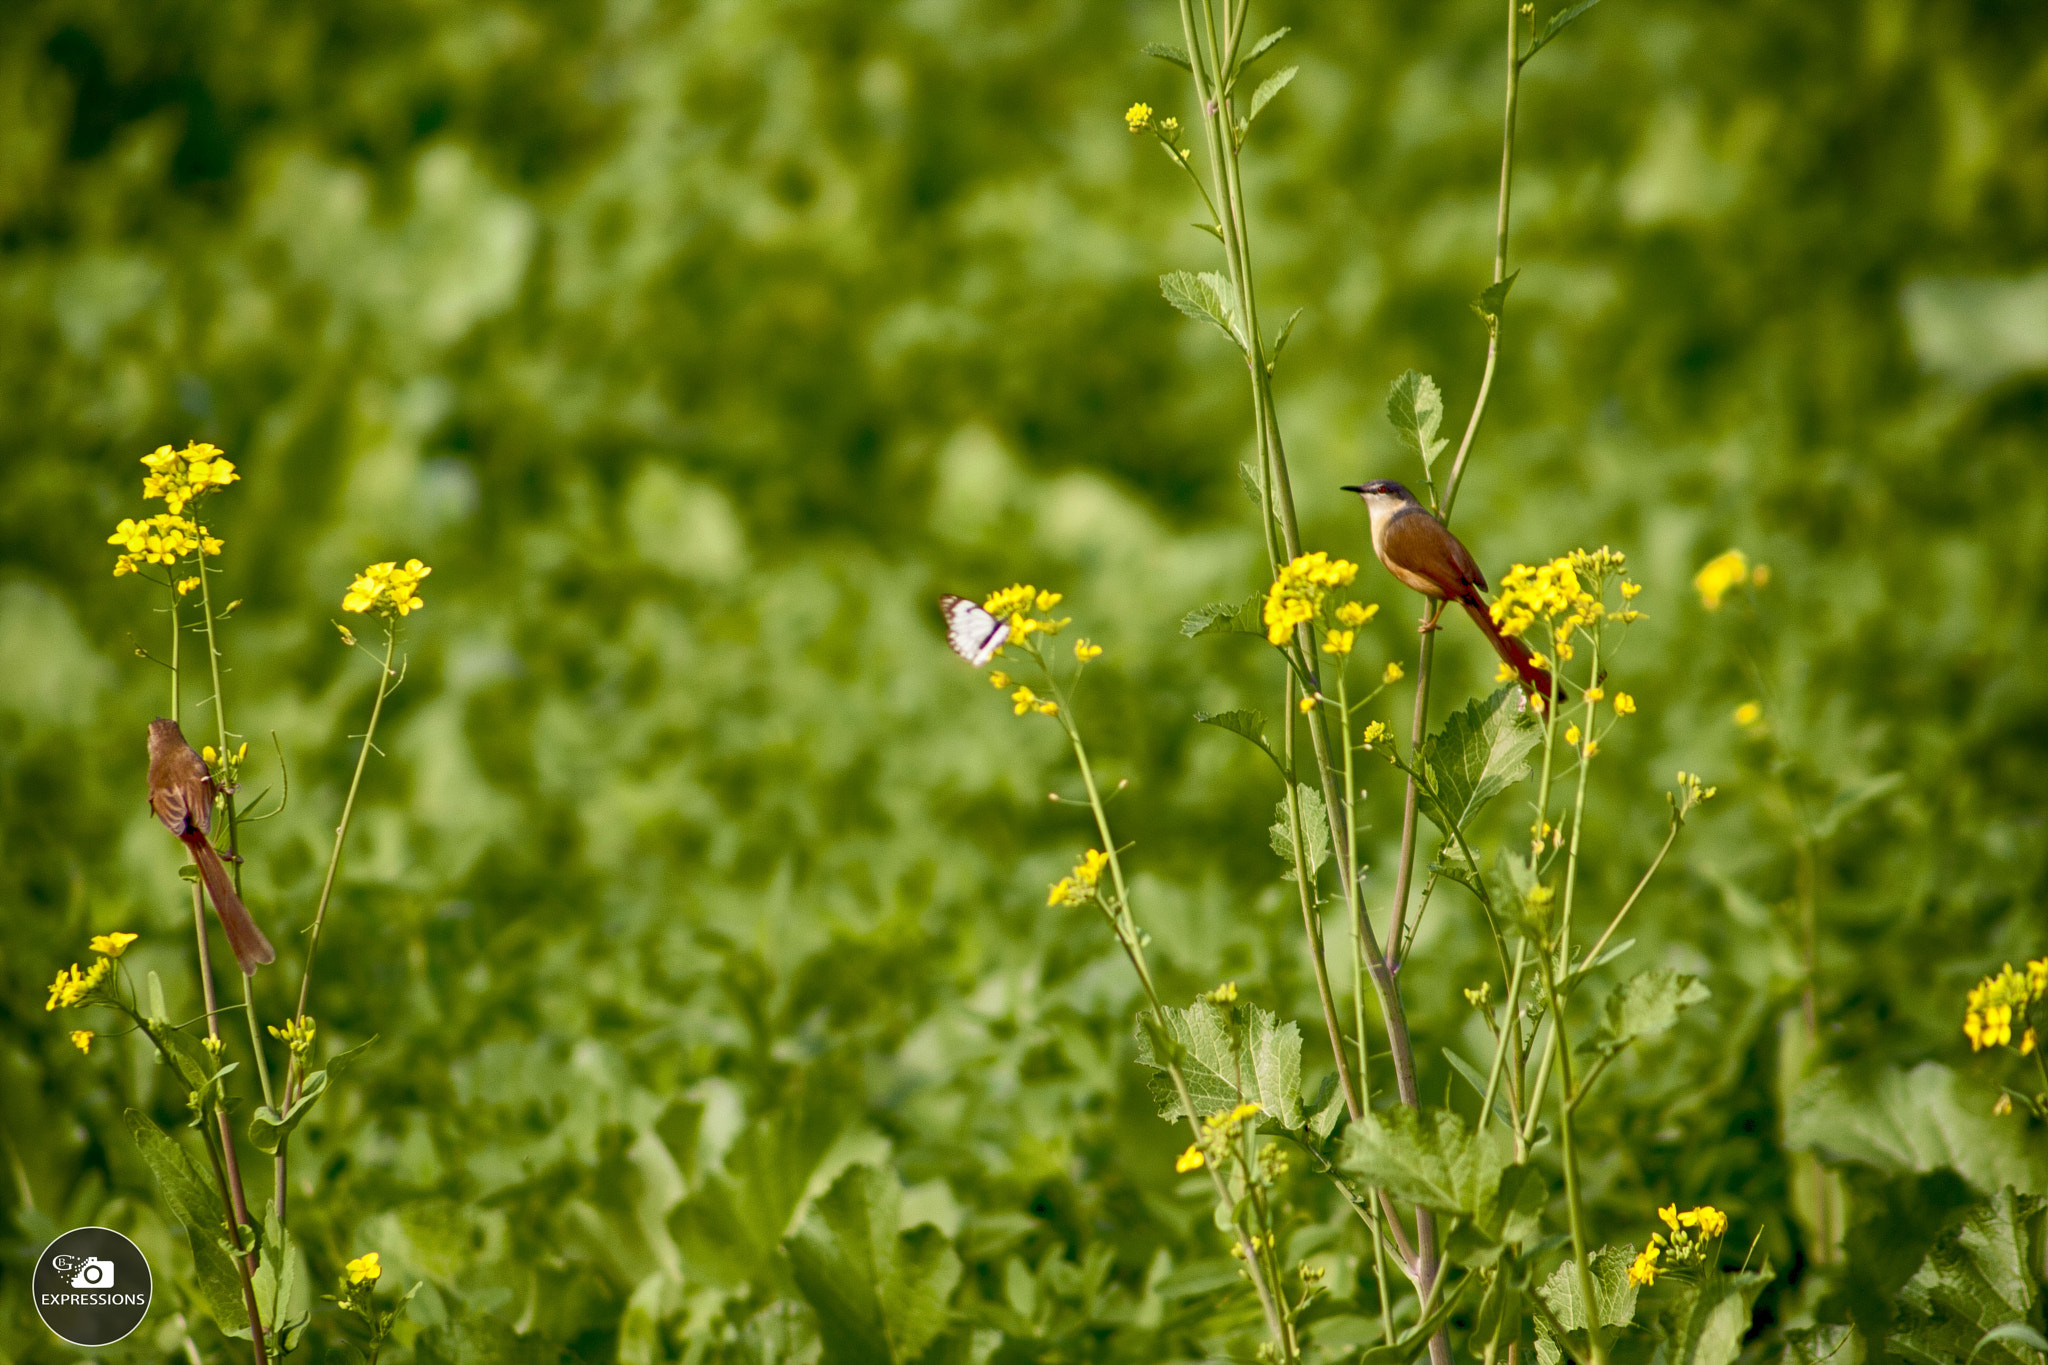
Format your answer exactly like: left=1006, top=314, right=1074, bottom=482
left=68, top=1257, right=115, bottom=1289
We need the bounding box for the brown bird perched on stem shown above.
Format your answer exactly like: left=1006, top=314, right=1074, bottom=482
left=1341, top=479, right=1554, bottom=696
left=147, top=719, right=274, bottom=975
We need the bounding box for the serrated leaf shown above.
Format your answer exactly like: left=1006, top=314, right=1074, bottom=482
left=125, top=1110, right=248, bottom=1333
left=1386, top=369, right=1451, bottom=478
left=1133, top=998, right=1302, bottom=1128
left=1339, top=1106, right=1533, bottom=1245
left=1246, top=66, right=1298, bottom=127
left=1194, top=708, right=1288, bottom=779
left=1306, top=1073, right=1347, bottom=1141
left=1416, top=686, right=1541, bottom=840
left=1238, top=460, right=1264, bottom=508
left=1523, top=0, right=1604, bottom=64
left=1237, top=27, right=1290, bottom=72
left=1534, top=1244, right=1639, bottom=1365
left=1180, top=593, right=1264, bottom=639
left=785, top=1164, right=961, bottom=1365
left=1269, top=784, right=1330, bottom=881
left=1160, top=270, right=1246, bottom=351
left=1587, top=968, right=1711, bottom=1058
left=1270, top=306, right=1305, bottom=364
left=1653, top=1267, right=1773, bottom=1365
left=1785, top=1063, right=2048, bottom=1196
left=1891, top=1188, right=2045, bottom=1365
left=1473, top=269, right=1521, bottom=325
left=1141, top=41, right=1191, bottom=70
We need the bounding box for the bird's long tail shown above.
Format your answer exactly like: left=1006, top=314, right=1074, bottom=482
left=182, top=832, right=275, bottom=975
left=1459, top=596, right=1558, bottom=698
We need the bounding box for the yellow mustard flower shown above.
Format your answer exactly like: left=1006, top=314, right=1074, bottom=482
left=1382, top=661, right=1404, bottom=685
left=89, top=932, right=139, bottom=958
left=45, top=959, right=111, bottom=1011
left=1046, top=877, right=1075, bottom=907
left=1359, top=720, right=1387, bottom=747
left=1336, top=601, right=1379, bottom=628
left=1176, top=1144, right=1205, bottom=1173
left=1620, top=580, right=1643, bottom=600
left=1322, top=629, right=1354, bottom=656
left=1733, top=701, right=1762, bottom=727
left=1264, top=552, right=1359, bottom=645
left=345, top=1252, right=382, bottom=1285
left=1694, top=550, right=1749, bottom=610
left=1965, top=962, right=2042, bottom=1052
left=1614, top=692, right=1637, bottom=715
left=1074, top=639, right=1102, bottom=663
left=140, top=442, right=239, bottom=514
left=1011, top=686, right=1039, bottom=716
left=343, top=559, right=432, bottom=617
left=1629, top=1239, right=1664, bottom=1287
left=1683, top=1206, right=1729, bottom=1238
left=988, top=671, right=1010, bottom=688
left=267, top=1015, right=317, bottom=1056
left=1565, top=725, right=1581, bottom=747
left=1125, top=102, right=1153, bottom=132
left=1209, top=981, right=1238, bottom=1004
left=1298, top=695, right=1317, bottom=713
left=70, top=1030, right=95, bottom=1054
left=175, top=576, right=201, bottom=596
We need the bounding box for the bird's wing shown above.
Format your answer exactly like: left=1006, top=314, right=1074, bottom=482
left=1382, top=509, right=1485, bottom=600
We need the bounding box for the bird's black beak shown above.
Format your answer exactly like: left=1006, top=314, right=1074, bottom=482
left=1340, top=485, right=1365, bottom=494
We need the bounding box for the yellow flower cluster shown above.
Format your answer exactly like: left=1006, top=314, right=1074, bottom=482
left=1693, top=550, right=1749, bottom=610
left=1177, top=1100, right=1265, bottom=1175
left=1964, top=960, right=2046, bottom=1054
left=1264, top=552, right=1359, bottom=646
left=45, top=957, right=112, bottom=1011
left=268, top=1015, right=318, bottom=1056
left=345, top=1252, right=382, bottom=1285
left=1125, top=102, right=1153, bottom=132
left=70, top=1030, right=96, bottom=1054
left=1048, top=848, right=1112, bottom=906
left=1491, top=547, right=1638, bottom=654
left=1011, top=685, right=1058, bottom=718
left=1674, top=771, right=1719, bottom=813
left=141, top=442, right=239, bottom=513
left=1629, top=1205, right=1730, bottom=1286
left=1734, top=701, right=1762, bottom=727
left=343, top=559, right=432, bottom=616
left=1074, top=639, right=1103, bottom=664
left=983, top=584, right=1070, bottom=646
left=108, top=513, right=222, bottom=578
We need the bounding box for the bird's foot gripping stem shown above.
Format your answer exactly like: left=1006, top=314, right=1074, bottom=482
left=1417, top=603, right=1448, bottom=634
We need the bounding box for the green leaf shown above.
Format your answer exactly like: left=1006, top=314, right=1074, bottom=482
left=1473, top=269, right=1520, bottom=326
left=1387, top=369, right=1451, bottom=478
left=1160, top=270, right=1246, bottom=351
left=249, top=1035, right=377, bottom=1154
left=124, top=1110, right=248, bottom=1334
left=1140, top=41, right=1191, bottom=70
left=1306, top=1072, right=1347, bottom=1141
left=1443, top=1047, right=1516, bottom=1131
left=143, top=1017, right=217, bottom=1096
left=252, top=1209, right=312, bottom=1346
left=1237, top=460, right=1264, bottom=509
left=1269, top=306, right=1305, bottom=364
left=1356, top=1274, right=1473, bottom=1365
left=1973, top=1323, right=2048, bottom=1363
left=1651, top=1267, right=1772, bottom=1365
left=1783, top=1325, right=1863, bottom=1365
left=784, top=1164, right=962, bottom=1365
left=1586, top=968, right=1712, bottom=1059
left=1891, top=1188, right=2046, bottom=1365
left=1339, top=1105, right=1532, bottom=1245
left=1237, top=27, right=1289, bottom=72
left=1416, top=685, right=1541, bottom=840
left=1269, top=783, right=1330, bottom=882
left=147, top=970, right=168, bottom=1024
left=1534, top=1245, right=1639, bottom=1365
left=671, top=1080, right=850, bottom=1289
left=1522, top=0, right=1604, bottom=64
left=1180, top=594, right=1264, bottom=639
left=1194, top=708, right=1289, bottom=779
left=1245, top=66, right=1298, bottom=128
left=1785, top=1063, right=2048, bottom=1196
left=1133, top=998, right=1303, bottom=1128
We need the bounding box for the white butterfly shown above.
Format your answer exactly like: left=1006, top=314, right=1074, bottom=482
left=939, top=594, right=1009, bottom=667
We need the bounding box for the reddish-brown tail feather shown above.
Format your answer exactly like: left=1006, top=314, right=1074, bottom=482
left=183, top=832, right=274, bottom=975
left=1458, top=596, right=1557, bottom=697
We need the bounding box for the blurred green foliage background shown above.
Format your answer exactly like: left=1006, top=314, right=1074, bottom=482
left=1, top=0, right=2045, bottom=1360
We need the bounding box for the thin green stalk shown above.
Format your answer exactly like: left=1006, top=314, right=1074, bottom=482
left=1289, top=676, right=1361, bottom=1121
left=1555, top=629, right=1603, bottom=969
left=1575, top=819, right=1682, bottom=979
left=1047, top=655, right=1294, bottom=1356
left=1340, top=676, right=1370, bottom=1099
left=1479, top=939, right=1527, bottom=1143
left=169, top=586, right=182, bottom=721
left=1540, top=946, right=1603, bottom=1365
left=199, top=1100, right=270, bottom=1365
left=291, top=626, right=399, bottom=1027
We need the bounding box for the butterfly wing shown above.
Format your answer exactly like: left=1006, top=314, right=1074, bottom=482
left=940, top=594, right=1009, bottom=667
